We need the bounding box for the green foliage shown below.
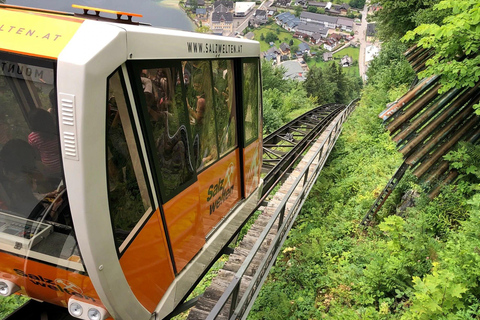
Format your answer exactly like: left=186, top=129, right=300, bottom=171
left=304, top=62, right=362, bottom=105
left=261, top=63, right=316, bottom=134
left=401, top=194, right=480, bottom=319
left=373, top=0, right=443, bottom=41
left=402, top=0, right=480, bottom=97
left=366, top=40, right=416, bottom=92
left=0, top=295, right=28, bottom=319
left=264, top=32, right=278, bottom=43
left=307, top=6, right=317, bottom=12
left=294, top=5, right=303, bottom=17
left=444, top=142, right=480, bottom=180
left=349, top=0, right=366, bottom=9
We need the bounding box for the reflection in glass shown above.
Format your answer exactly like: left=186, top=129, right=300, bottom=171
left=243, top=61, right=260, bottom=144
left=107, top=69, right=152, bottom=252
left=212, top=60, right=237, bottom=156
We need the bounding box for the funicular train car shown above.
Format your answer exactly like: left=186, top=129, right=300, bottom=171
left=0, top=5, right=262, bottom=320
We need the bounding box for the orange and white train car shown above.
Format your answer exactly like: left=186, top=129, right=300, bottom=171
left=0, top=5, right=262, bottom=320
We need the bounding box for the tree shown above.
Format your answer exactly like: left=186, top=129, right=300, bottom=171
left=307, top=6, right=317, bottom=12
left=196, top=25, right=211, bottom=33
left=349, top=0, right=366, bottom=9
left=265, top=32, right=279, bottom=43
left=294, top=5, right=303, bottom=17
left=260, top=33, right=265, bottom=41
left=316, top=7, right=325, bottom=14
left=289, top=39, right=294, bottom=46
left=403, top=0, right=480, bottom=102
left=373, top=0, right=445, bottom=41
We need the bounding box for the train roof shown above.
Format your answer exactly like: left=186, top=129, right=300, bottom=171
left=0, top=4, right=260, bottom=60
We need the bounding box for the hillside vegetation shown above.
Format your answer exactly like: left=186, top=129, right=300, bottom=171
left=249, top=0, right=480, bottom=319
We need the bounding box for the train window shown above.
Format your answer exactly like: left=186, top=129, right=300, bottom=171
left=106, top=69, right=152, bottom=251
left=212, top=60, right=237, bottom=156
left=139, top=66, right=196, bottom=201
left=242, top=60, right=260, bottom=144
left=183, top=60, right=218, bottom=170
left=0, top=54, right=84, bottom=270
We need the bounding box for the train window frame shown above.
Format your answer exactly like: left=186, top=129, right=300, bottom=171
left=241, top=58, right=260, bottom=146
left=105, top=67, right=155, bottom=256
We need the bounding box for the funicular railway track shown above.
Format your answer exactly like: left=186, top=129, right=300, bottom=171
left=184, top=100, right=357, bottom=320
left=5, top=102, right=357, bottom=320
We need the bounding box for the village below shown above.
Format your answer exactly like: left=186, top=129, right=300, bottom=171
left=179, top=0, right=381, bottom=81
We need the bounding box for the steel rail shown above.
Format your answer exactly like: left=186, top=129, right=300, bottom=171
left=204, top=99, right=358, bottom=320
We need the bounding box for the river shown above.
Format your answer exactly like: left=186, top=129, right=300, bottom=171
left=5, top=0, right=195, bottom=31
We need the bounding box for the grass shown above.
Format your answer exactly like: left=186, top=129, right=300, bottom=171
left=307, top=46, right=360, bottom=77
left=251, top=24, right=308, bottom=53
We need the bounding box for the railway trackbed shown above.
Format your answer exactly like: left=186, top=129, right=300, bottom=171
left=184, top=100, right=358, bottom=320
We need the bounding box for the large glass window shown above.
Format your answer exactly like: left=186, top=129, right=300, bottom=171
left=138, top=65, right=196, bottom=201
left=0, top=54, right=83, bottom=270
left=212, top=60, right=237, bottom=156
left=183, top=60, right=218, bottom=170
left=242, top=60, right=260, bottom=144
left=106, top=69, right=152, bottom=252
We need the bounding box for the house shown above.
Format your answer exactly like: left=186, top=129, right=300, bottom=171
left=267, top=9, right=276, bottom=17
left=340, top=54, right=353, bottom=67
left=279, top=42, right=291, bottom=55
left=254, top=9, right=267, bottom=21
left=323, top=52, right=333, bottom=61
left=281, top=60, right=307, bottom=81
left=284, top=17, right=301, bottom=31
left=263, top=46, right=281, bottom=64
left=366, top=23, right=377, bottom=41
left=328, top=3, right=350, bottom=15
left=211, top=12, right=234, bottom=34
left=297, top=42, right=310, bottom=55
left=245, top=31, right=255, bottom=40
left=310, top=33, right=322, bottom=44
left=275, top=0, right=292, bottom=7
left=214, top=4, right=230, bottom=13
left=295, top=0, right=308, bottom=8
left=337, top=17, right=354, bottom=32
left=330, top=33, right=342, bottom=42
left=295, top=22, right=321, bottom=36
left=213, top=0, right=234, bottom=11
left=195, top=8, right=207, bottom=19
left=235, top=2, right=255, bottom=17
left=308, top=1, right=328, bottom=9
left=185, top=0, right=205, bottom=8
left=300, top=12, right=338, bottom=29
left=323, top=38, right=337, bottom=51
left=337, top=3, right=350, bottom=15
left=275, top=12, right=294, bottom=25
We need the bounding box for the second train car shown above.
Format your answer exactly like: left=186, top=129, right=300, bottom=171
left=0, top=4, right=263, bottom=320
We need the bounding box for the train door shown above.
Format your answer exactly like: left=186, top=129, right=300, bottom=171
left=105, top=67, right=175, bottom=312
left=241, top=59, right=262, bottom=197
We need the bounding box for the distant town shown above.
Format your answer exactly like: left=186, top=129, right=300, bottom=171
left=180, top=0, right=381, bottom=81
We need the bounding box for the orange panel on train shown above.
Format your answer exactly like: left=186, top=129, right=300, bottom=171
left=162, top=183, right=204, bottom=272
left=197, top=150, right=241, bottom=237
left=119, top=209, right=175, bottom=312
left=0, top=252, right=100, bottom=307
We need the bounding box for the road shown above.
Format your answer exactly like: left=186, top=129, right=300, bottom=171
left=356, top=2, right=369, bottom=81
left=233, top=0, right=272, bottom=35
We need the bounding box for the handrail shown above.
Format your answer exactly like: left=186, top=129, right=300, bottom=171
left=205, top=98, right=358, bottom=320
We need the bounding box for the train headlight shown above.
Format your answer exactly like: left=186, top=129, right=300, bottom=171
left=87, top=308, right=101, bottom=320
left=69, top=302, right=83, bottom=317
left=0, top=279, right=20, bottom=297
left=68, top=298, right=110, bottom=320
